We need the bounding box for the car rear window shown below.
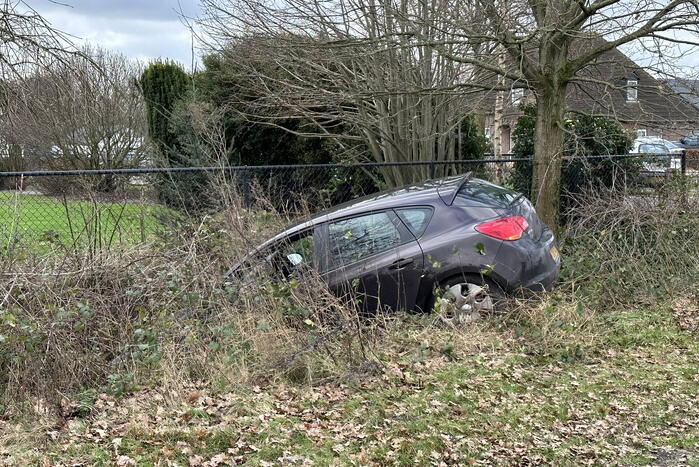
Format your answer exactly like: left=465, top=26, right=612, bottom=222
left=395, top=208, right=432, bottom=237
left=453, top=179, right=520, bottom=208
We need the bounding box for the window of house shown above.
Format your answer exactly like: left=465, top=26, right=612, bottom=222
left=511, top=88, right=524, bottom=106
left=627, top=80, right=638, bottom=102
left=636, top=129, right=647, bottom=137
left=484, top=127, right=491, bottom=139
left=327, top=212, right=402, bottom=267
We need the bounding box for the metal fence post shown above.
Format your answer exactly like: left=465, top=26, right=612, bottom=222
left=428, top=161, right=435, bottom=179
left=679, top=150, right=688, bottom=208
left=681, top=150, right=687, bottom=177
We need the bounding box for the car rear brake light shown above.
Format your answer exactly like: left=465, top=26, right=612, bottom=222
left=475, top=216, right=529, bottom=241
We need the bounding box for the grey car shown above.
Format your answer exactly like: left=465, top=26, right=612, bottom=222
left=228, top=174, right=560, bottom=315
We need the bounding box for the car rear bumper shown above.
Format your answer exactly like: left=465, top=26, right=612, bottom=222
left=521, top=259, right=560, bottom=291
left=494, top=230, right=560, bottom=292
left=521, top=236, right=560, bottom=291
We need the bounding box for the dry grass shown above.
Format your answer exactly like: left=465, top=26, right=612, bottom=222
left=2, top=179, right=699, bottom=465
left=0, top=230, right=379, bottom=413
left=561, top=180, right=699, bottom=306
left=3, top=180, right=698, bottom=414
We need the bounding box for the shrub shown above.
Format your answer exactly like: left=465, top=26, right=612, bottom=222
left=685, top=148, right=699, bottom=170
left=155, top=95, right=218, bottom=214
left=139, top=61, right=208, bottom=213
left=561, top=180, right=699, bottom=306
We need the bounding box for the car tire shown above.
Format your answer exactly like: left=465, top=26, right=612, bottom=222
left=432, top=275, right=507, bottom=324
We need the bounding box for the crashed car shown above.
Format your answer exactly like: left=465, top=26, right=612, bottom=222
left=226, top=174, right=560, bottom=316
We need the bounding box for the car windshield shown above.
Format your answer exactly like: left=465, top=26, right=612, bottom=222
left=639, top=144, right=668, bottom=154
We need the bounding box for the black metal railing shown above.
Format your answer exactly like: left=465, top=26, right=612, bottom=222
left=0, top=154, right=689, bottom=255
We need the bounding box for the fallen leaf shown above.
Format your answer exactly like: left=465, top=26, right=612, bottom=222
left=116, top=455, right=136, bottom=466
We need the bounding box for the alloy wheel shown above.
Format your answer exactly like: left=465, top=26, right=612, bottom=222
left=438, top=282, right=494, bottom=325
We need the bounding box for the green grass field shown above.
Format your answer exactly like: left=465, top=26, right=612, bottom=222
left=0, top=192, right=167, bottom=253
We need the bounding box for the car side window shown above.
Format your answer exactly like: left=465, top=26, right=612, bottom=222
left=278, top=233, right=315, bottom=268
left=328, top=212, right=401, bottom=267
left=262, top=230, right=316, bottom=279
left=396, top=208, right=433, bottom=237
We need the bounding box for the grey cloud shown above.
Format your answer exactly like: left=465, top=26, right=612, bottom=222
left=33, top=0, right=200, bottom=22
left=32, top=0, right=200, bottom=66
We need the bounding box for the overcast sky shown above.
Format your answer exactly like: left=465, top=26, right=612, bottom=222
left=32, top=0, right=201, bottom=69
left=29, top=1, right=699, bottom=76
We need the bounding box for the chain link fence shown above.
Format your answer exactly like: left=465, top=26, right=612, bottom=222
left=0, top=154, right=689, bottom=256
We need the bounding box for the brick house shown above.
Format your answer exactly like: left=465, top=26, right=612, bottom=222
left=483, top=38, right=699, bottom=153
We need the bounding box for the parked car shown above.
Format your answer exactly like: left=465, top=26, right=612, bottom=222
left=226, top=174, right=560, bottom=317
left=679, top=133, right=699, bottom=148
left=631, top=137, right=682, bottom=172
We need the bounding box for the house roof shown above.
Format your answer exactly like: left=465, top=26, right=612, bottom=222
left=665, top=79, right=699, bottom=112
left=478, top=35, right=699, bottom=126
left=566, top=38, right=699, bottom=124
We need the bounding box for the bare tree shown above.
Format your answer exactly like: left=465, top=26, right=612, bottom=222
left=1, top=46, right=150, bottom=190
left=198, top=0, right=699, bottom=225
left=0, top=0, right=84, bottom=188
left=198, top=0, right=495, bottom=186
left=0, top=1, right=81, bottom=80
left=431, top=0, right=699, bottom=225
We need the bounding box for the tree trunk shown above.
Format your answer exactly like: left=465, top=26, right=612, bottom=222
left=493, top=87, right=504, bottom=157
left=492, top=44, right=506, bottom=183
left=531, top=83, right=566, bottom=228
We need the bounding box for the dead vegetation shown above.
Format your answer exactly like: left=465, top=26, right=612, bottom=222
left=1, top=181, right=699, bottom=464
left=561, top=179, right=699, bottom=306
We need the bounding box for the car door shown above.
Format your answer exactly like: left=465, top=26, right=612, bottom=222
left=393, top=207, right=433, bottom=311
left=318, top=210, right=423, bottom=313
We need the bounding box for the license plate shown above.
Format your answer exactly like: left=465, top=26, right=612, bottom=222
left=550, top=246, right=560, bottom=262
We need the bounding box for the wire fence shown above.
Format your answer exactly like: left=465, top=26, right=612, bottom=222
left=0, top=153, right=691, bottom=256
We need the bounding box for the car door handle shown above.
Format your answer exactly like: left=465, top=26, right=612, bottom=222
left=389, top=258, right=414, bottom=270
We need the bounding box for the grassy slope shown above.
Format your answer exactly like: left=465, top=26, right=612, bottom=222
left=2, top=303, right=697, bottom=466
left=0, top=193, right=165, bottom=252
